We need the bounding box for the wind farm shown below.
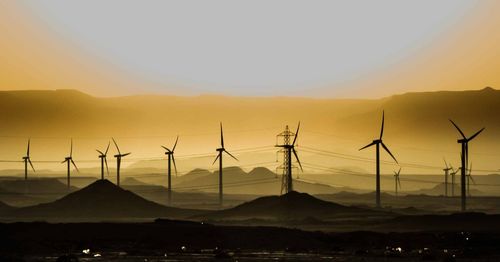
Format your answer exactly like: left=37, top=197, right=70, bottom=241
left=2, top=1, right=500, bottom=260
left=0, top=88, right=499, bottom=260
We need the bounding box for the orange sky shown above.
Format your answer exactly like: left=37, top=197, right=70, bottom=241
left=1, top=1, right=500, bottom=98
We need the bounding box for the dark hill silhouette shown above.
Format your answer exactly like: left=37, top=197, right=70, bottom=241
left=198, top=191, right=390, bottom=221
left=8, top=179, right=203, bottom=220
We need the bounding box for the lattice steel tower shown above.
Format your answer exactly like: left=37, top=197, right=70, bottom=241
left=276, top=123, right=302, bottom=195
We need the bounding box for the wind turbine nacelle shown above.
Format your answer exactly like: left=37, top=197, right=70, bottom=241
left=373, top=139, right=382, bottom=144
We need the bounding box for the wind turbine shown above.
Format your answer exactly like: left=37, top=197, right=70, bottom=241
left=275, top=122, right=303, bottom=194
left=61, top=139, right=79, bottom=189
left=449, top=120, right=484, bottom=211
left=162, top=135, right=178, bottom=205
left=450, top=166, right=460, bottom=197
left=393, top=168, right=401, bottom=197
left=212, top=123, right=238, bottom=207
left=466, top=162, right=475, bottom=197
left=112, top=138, right=131, bottom=187
left=359, top=111, right=398, bottom=208
left=22, top=139, right=35, bottom=180
left=96, top=142, right=110, bottom=180
left=443, top=159, right=453, bottom=197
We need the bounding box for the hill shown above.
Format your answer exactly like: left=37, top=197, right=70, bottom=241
left=411, top=182, right=484, bottom=196
left=198, top=191, right=390, bottom=221
left=6, top=179, right=203, bottom=220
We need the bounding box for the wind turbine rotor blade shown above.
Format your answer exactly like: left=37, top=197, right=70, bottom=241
left=104, top=157, right=109, bottom=175
left=112, top=138, right=121, bottom=154
left=224, top=149, right=239, bottom=161
left=122, top=152, right=131, bottom=157
left=161, top=146, right=170, bottom=152
left=381, top=142, right=398, bottom=164
left=27, top=139, right=30, bottom=156
left=172, top=135, right=179, bottom=152
left=398, top=167, right=401, bottom=175
left=380, top=111, right=385, bottom=139
left=96, top=149, right=104, bottom=155
left=398, top=176, right=402, bottom=188
left=220, top=122, right=224, bottom=148
left=467, top=128, right=485, bottom=142
left=105, top=141, right=110, bottom=155
left=443, top=158, right=448, bottom=169
left=292, top=148, right=303, bottom=172
left=449, top=119, right=466, bottom=139
left=28, top=159, right=35, bottom=172
left=292, top=122, right=300, bottom=146
left=359, top=141, right=376, bottom=151
left=61, top=159, right=67, bottom=164
left=71, top=159, right=80, bottom=173
left=212, top=153, right=220, bottom=165
left=172, top=154, right=178, bottom=176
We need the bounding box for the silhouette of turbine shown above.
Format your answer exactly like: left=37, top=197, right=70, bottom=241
left=162, top=135, right=178, bottom=205
left=112, top=138, right=131, bottom=187
left=393, top=168, right=401, bottom=197
left=443, top=158, right=453, bottom=197
left=359, top=111, right=398, bottom=208
left=22, top=139, right=35, bottom=180
left=275, top=122, right=303, bottom=194
left=449, top=119, right=484, bottom=211
left=466, top=162, right=475, bottom=197
left=96, top=142, right=110, bottom=180
left=61, top=139, right=79, bottom=189
left=212, top=123, right=238, bottom=207
left=450, top=166, right=460, bottom=197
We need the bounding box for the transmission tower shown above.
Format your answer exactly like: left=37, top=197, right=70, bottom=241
left=276, top=123, right=302, bottom=195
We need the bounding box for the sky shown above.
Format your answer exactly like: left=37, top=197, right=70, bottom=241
left=1, top=0, right=500, bottom=98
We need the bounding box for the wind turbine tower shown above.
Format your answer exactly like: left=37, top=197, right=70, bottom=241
left=162, top=136, right=178, bottom=205
left=22, top=139, right=35, bottom=180
left=393, top=168, right=401, bottom=197
left=466, top=163, right=475, bottom=197
left=449, top=120, right=484, bottom=211
left=96, top=142, right=110, bottom=180
left=360, top=111, right=398, bottom=209
left=276, top=123, right=303, bottom=195
left=61, top=139, right=79, bottom=189
left=450, top=166, right=460, bottom=197
left=212, top=123, right=238, bottom=207
left=443, top=159, right=452, bottom=197
left=112, top=138, right=131, bottom=187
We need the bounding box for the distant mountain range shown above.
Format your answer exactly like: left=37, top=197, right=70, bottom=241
left=0, top=87, right=499, bottom=183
